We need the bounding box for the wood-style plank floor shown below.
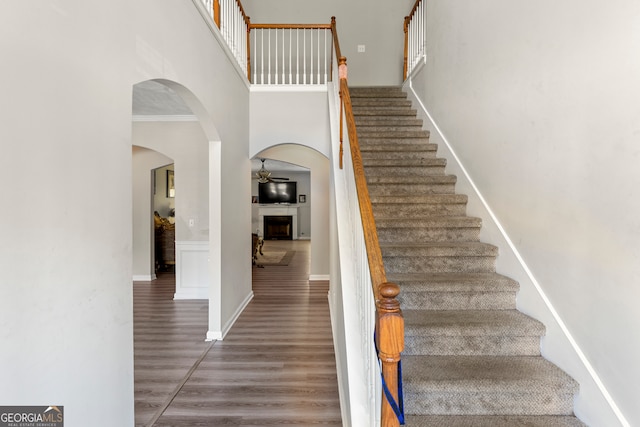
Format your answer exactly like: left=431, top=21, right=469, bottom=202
left=134, top=240, right=342, bottom=426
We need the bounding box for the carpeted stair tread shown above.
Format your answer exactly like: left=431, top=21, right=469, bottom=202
left=353, top=108, right=417, bottom=116
left=371, top=194, right=467, bottom=205
left=359, top=136, right=432, bottom=145
left=350, top=86, right=407, bottom=97
left=363, top=157, right=447, bottom=167
left=360, top=142, right=437, bottom=152
left=376, top=216, right=482, bottom=229
left=391, top=273, right=518, bottom=310
left=403, top=310, right=545, bottom=337
left=367, top=175, right=456, bottom=184
left=388, top=272, right=518, bottom=292
left=404, top=415, right=586, bottom=426
left=402, top=355, right=578, bottom=395
left=355, top=116, right=423, bottom=126
left=380, top=241, right=498, bottom=257
left=376, top=216, right=482, bottom=242
left=351, top=100, right=413, bottom=110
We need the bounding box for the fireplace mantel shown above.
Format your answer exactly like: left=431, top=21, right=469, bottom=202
left=258, top=205, right=298, bottom=240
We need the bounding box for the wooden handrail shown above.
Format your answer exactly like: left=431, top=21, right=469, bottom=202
left=406, top=0, right=423, bottom=22
left=249, top=23, right=332, bottom=30
left=334, top=18, right=404, bottom=427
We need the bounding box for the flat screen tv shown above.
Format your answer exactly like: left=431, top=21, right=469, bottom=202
left=258, top=181, right=297, bottom=204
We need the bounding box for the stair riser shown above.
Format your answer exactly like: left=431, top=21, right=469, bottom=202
left=360, top=140, right=432, bottom=148
left=350, top=90, right=406, bottom=98
left=363, top=158, right=445, bottom=167
left=383, top=256, right=496, bottom=274
left=368, top=184, right=456, bottom=196
left=404, top=392, right=576, bottom=416
left=364, top=166, right=446, bottom=176
left=358, top=131, right=430, bottom=138
left=354, top=110, right=416, bottom=116
left=397, top=291, right=516, bottom=311
left=362, top=151, right=437, bottom=160
left=356, top=125, right=425, bottom=133
left=351, top=99, right=412, bottom=108
left=377, top=228, right=480, bottom=242
left=373, top=204, right=467, bottom=217
left=403, top=336, right=541, bottom=356
left=355, top=118, right=423, bottom=126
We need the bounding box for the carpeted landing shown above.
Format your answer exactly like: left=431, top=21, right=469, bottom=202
left=351, top=86, right=586, bottom=426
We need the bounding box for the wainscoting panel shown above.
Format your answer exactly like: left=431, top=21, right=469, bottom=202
left=175, top=241, right=209, bottom=300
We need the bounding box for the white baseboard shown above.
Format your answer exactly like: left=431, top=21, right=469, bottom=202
left=309, top=274, right=330, bottom=281
left=217, top=291, right=254, bottom=340
left=133, top=274, right=156, bottom=282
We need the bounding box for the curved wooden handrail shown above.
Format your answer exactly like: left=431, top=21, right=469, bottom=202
left=332, top=18, right=404, bottom=427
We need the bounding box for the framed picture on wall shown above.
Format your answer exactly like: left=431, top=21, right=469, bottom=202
left=299, top=194, right=306, bottom=203
left=167, top=170, right=175, bottom=198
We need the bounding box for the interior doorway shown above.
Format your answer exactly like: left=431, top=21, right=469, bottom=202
left=153, top=164, right=176, bottom=273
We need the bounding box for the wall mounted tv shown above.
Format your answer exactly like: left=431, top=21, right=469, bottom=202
left=258, top=181, right=297, bottom=204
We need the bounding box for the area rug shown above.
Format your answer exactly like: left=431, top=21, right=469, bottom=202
left=257, top=250, right=295, bottom=266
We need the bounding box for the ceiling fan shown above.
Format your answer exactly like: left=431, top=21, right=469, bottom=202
left=254, top=158, right=290, bottom=183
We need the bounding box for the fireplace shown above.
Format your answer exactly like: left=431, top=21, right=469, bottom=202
left=264, top=216, right=293, bottom=240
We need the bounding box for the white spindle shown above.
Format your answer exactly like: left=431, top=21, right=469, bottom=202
left=324, top=30, right=327, bottom=84
left=260, top=29, right=265, bottom=84
left=289, top=29, right=293, bottom=85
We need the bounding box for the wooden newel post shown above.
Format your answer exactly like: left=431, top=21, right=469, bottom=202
left=376, top=282, right=404, bottom=427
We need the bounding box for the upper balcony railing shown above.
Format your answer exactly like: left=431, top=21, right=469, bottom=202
left=404, top=0, right=426, bottom=80
left=249, top=24, right=333, bottom=85
left=201, top=0, right=333, bottom=85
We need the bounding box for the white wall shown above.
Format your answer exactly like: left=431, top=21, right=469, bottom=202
left=0, top=1, right=252, bottom=425
left=408, top=1, right=640, bottom=425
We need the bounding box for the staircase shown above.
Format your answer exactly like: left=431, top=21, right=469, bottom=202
left=350, top=86, right=586, bottom=427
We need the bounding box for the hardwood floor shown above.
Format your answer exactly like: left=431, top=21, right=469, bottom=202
left=134, top=240, right=342, bottom=426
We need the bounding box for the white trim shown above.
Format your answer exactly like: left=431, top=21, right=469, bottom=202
left=405, top=78, right=631, bottom=427
left=133, top=274, right=157, bottom=282
left=132, top=114, right=198, bottom=122
left=250, top=84, right=328, bottom=93
left=328, top=292, right=351, bottom=427
left=219, top=291, right=254, bottom=340
left=309, top=274, right=330, bottom=281
left=174, top=240, right=210, bottom=300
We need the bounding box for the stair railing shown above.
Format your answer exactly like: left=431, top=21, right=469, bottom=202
left=203, top=0, right=250, bottom=77
left=403, top=0, right=426, bottom=80
left=248, top=24, right=333, bottom=85
left=331, top=17, right=405, bottom=427
left=202, top=0, right=334, bottom=86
